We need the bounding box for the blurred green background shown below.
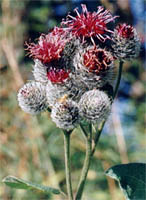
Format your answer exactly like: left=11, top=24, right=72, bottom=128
left=0, top=0, right=145, bottom=199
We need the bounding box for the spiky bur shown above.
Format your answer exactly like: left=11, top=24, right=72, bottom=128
left=26, top=27, right=68, bottom=64
left=73, top=46, right=116, bottom=89
left=79, top=89, right=112, bottom=124
left=33, top=59, right=72, bottom=86
left=51, top=96, right=79, bottom=130
left=112, top=24, right=141, bottom=60
left=62, top=4, right=117, bottom=43
left=17, top=82, right=48, bottom=114
left=83, top=47, right=113, bottom=74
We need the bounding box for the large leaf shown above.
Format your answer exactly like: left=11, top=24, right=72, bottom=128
left=105, top=163, right=146, bottom=200
left=2, top=176, right=62, bottom=195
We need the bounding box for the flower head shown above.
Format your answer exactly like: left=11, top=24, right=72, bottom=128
left=17, top=82, right=48, bottom=114
left=26, top=27, right=68, bottom=64
left=79, top=89, right=112, bottom=123
left=62, top=4, right=117, bottom=43
left=83, top=47, right=114, bottom=74
left=47, top=68, right=70, bottom=83
left=51, top=96, right=79, bottom=130
left=73, top=46, right=115, bottom=89
left=116, top=23, right=134, bottom=39
left=112, top=23, right=141, bottom=60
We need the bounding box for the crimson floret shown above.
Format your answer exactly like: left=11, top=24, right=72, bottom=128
left=83, top=47, right=113, bottom=74
left=47, top=68, right=70, bottom=83
left=116, top=23, right=134, bottom=39
left=26, top=27, right=68, bottom=64
left=62, top=4, right=117, bottom=43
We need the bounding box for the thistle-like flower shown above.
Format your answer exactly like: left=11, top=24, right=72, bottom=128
left=47, top=68, right=70, bottom=83
left=62, top=4, right=117, bottom=43
left=26, top=27, right=69, bottom=64
left=83, top=46, right=114, bottom=74
left=17, top=82, right=48, bottom=114
left=112, top=23, right=141, bottom=60
left=51, top=96, right=79, bottom=130
left=79, top=89, right=112, bottom=123
left=73, top=46, right=115, bottom=89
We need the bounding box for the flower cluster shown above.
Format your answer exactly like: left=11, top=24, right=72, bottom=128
left=18, top=4, right=140, bottom=130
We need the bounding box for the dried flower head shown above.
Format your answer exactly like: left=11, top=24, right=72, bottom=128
left=79, top=89, right=112, bottom=123
left=62, top=4, right=117, bottom=43
left=26, top=27, right=68, bottom=64
left=83, top=46, right=114, bottom=74
left=112, top=23, right=141, bottom=60
left=17, top=82, right=48, bottom=114
left=73, top=46, right=115, bottom=89
left=51, top=96, right=79, bottom=130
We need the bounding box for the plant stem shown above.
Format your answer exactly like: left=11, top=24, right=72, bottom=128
left=80, top=124, right=88, bottom=137
left=91, top=120, right=105, bottom=156
left=63, top=130, right=73, bottom=200
left=113, top=60, right=124, bottom=99
left=75, top=128, right=92, bottom=200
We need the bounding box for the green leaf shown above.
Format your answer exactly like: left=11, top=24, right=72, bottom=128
left=2, top=176, right=61, bottom=195
left=105, top=163, right=146, bottom=200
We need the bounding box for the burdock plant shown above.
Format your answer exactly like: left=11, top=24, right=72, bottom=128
left=3, top=4, right=145, bottom=200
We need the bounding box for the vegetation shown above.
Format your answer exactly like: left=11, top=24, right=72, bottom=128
left=0, top=0, right=145, bottom=199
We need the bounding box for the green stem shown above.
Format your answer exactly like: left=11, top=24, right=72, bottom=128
left=63, top=130, right=73, bottom=200
left=113, top=60, right=124, bottom=99
left=75, top=128, right=92, bottom=200
left=80, top=124, right=88, bottom=137
left=91, top=120, right=105, bottom=156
